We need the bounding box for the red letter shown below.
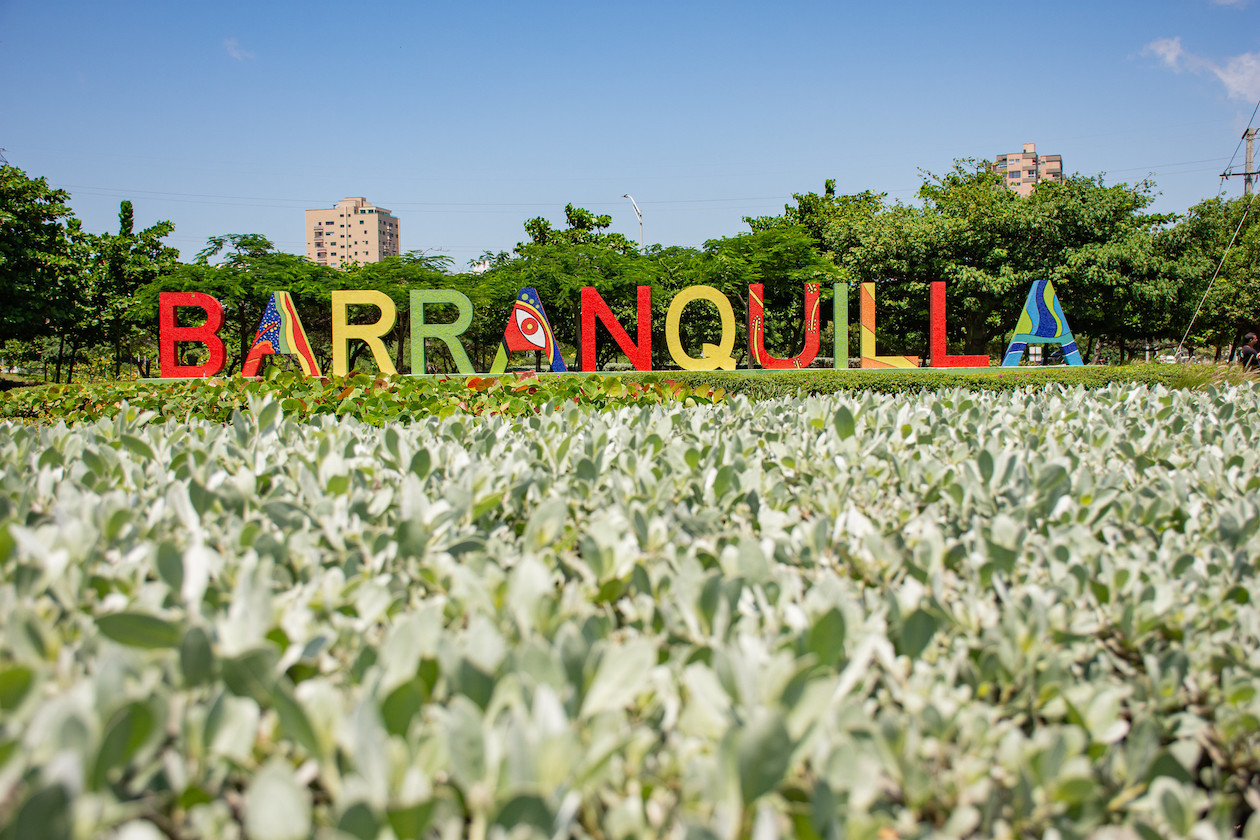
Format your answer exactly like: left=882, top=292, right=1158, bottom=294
left=580, top=286, right=652, bottom=371
left=748, top=283, right=821, bottom=369
left=159, top=292, right=226, bottom=378
left=929, top=282, right=988, bottom=368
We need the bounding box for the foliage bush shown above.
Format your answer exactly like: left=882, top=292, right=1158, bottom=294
left=0, top=364, right=1218, bottom=427
left=2, top=383, right=1260, bottom=837
left=620, top=363, right=1196, bottom=400
left=0, top=370, right=724, bottom=426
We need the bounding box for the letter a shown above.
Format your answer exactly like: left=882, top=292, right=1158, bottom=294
left=1001, top=279, right=1083, bottom=366
left=490, top=287, right=567, bottom=373
left=242, top=291, right=322, bottom=377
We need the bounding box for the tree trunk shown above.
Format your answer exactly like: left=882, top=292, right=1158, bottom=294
left=240, top=310, right=251, bottom=369
left=963, top=312, right=989, bottom=355
left=66, top=339, right=78, bottom=383
left=55, top=333, right=65, bottom=383
left=395, top=319, right=406, bottom=374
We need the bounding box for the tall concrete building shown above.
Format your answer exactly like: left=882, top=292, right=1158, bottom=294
left=305, top=197, right=400, bottom=268
left=992, top=143, right=1064, bottom=196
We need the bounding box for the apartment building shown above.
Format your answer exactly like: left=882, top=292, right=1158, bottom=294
left=305, top=197, right=400, bottom=268
left=992, top=143, right=1064, bottom=196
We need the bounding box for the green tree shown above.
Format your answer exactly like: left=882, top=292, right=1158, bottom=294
left=519, top=204, right=639, bottom=254
left=142, top=235, right=335, bottom=374
left=699, top=225, right=840, bottom=364
left=767, top=165, right=1173, bottom=361
left=455, top=205, right=652, bottom=371
left=341, top=252, right=454, bottom=373
left=1159, top=196, right=1260, bottom=360
left=85, top=201, right=178, bottom=378
left=0, top=165, right=77, bottom=344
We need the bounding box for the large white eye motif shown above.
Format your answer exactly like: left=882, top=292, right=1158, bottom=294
left=515, top=308, right=547, bottom=349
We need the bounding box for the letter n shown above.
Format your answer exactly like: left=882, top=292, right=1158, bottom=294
left=581, top=286, right=652, bottom=371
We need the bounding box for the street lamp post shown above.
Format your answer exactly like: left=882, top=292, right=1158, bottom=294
left=622, top=194, right=643, bottom=253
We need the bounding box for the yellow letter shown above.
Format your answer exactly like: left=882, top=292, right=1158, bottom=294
left=860, top=282, right=918, bottom=369
left=332, top=290, right=398, bottom=376
left=666, top=285, right=737, bottom=371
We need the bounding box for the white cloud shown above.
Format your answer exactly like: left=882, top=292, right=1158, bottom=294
left=224, top=38, right=253, bottom=61
left=1214, top=51, right=1260, bottom=99
left=1209, top=0, right=1250, bottom=6
left=1143, top=36, right=1260, bottom=100
left=1145, top=36, right=1184, bottom=69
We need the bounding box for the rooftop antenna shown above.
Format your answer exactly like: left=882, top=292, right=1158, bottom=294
left=0, top=149, right=8, bottom=165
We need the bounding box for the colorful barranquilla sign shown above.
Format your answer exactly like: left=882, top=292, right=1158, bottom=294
left=157, top=280, right=1082, bottom=378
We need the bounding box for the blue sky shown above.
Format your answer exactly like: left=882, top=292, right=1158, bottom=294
left=2, top=0, right=1258, bottom=267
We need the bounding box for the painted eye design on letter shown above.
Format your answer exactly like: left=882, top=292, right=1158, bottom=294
left=516, top=310, right=547, bottom=349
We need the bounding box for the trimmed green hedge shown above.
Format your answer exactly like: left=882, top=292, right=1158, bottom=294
left=620, top=363, right=1199, bottom=399
left=0, top=371, right=723, bottom=425
left=0, top=364, right=1232, bottom=425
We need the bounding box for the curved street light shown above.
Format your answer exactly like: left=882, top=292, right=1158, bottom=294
left=622, top=194, right=643, bottom=253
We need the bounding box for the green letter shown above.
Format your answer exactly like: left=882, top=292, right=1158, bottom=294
left=410, top=289, right=475, bottom=374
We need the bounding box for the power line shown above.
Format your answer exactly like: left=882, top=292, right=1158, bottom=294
left=1174, top=192, right=1255, bottom=359
left=1176, top=95, right=1260, bottom=359
left=46, top=151, right=1253, bottom=216
left=1218, top=98, right=1260, bottom=197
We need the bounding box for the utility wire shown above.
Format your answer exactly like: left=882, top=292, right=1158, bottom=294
left=1177, top=95, right=1260, bottom=360
left=1175, top=192, right=1256, bottom=359
left=1217, top=97, right=1260, bottom=197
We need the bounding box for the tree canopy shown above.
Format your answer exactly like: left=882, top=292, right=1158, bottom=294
left=2, top=160, right=1257, bottom=380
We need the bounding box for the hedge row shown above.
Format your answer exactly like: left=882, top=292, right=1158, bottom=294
left=0, top=364, right=1235, bottom=426
left=618, top=363, right=1210, bottom=400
